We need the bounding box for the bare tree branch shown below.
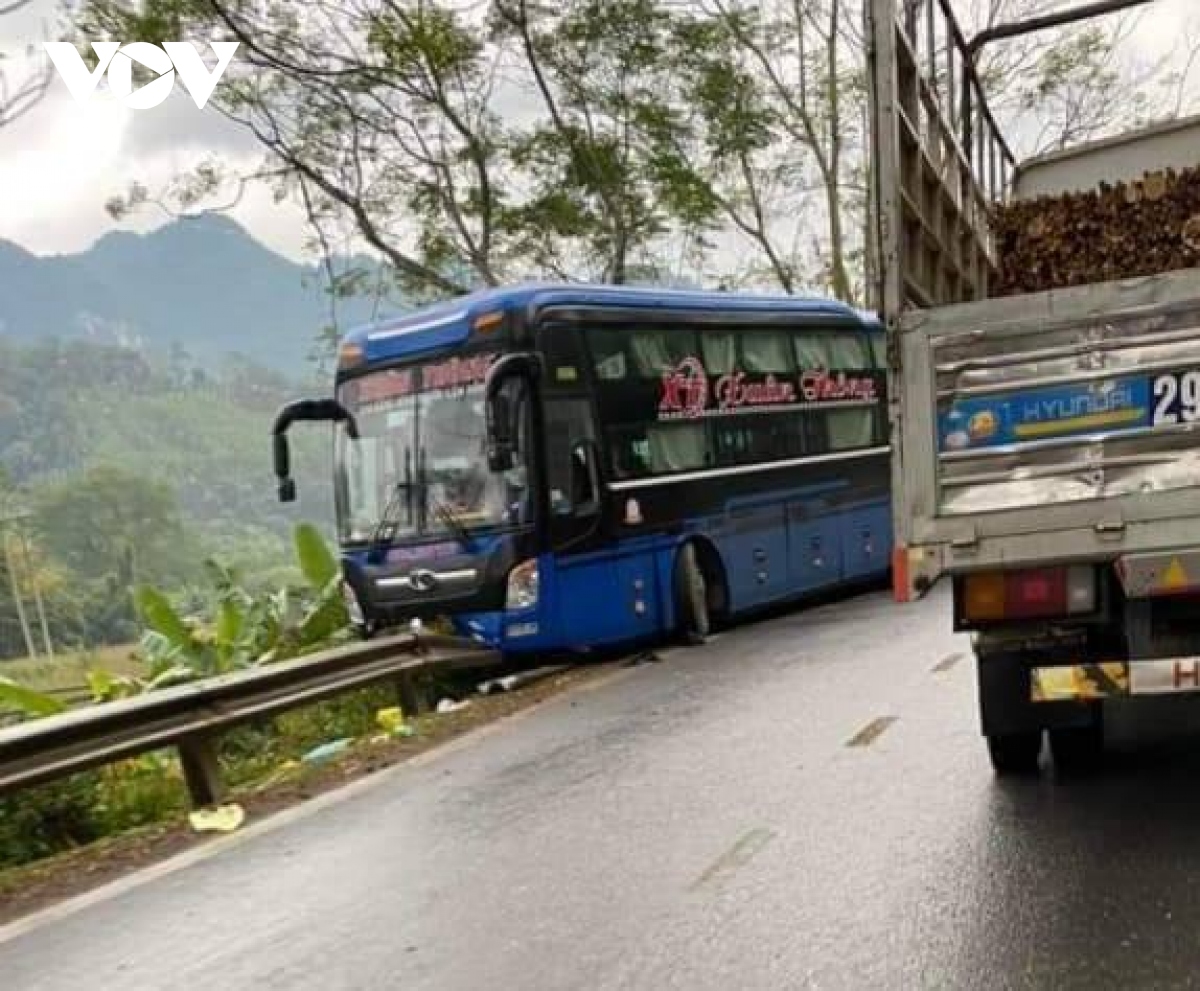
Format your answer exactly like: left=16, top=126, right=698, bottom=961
left=0, top=0, right=50, bottom=130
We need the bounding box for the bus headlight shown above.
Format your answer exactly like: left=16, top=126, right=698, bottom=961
left=342, top=580, right=365, bottom=626
left=506, top=559, right=539, bottom=611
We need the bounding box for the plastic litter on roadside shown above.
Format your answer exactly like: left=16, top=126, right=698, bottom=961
left=375, top=706, right=416, bottom=738
left=188, top=803, right=245, bottom=834
left=301, top=738, right=353, bottom=765
left=436, top=698, right=470, bottom=713
left=477, top=664, right=572, bottom=695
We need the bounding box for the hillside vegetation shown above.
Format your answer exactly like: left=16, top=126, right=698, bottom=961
left=0, top=336, right=334, bottom=658
left=0, top=214, right=403, bottom=378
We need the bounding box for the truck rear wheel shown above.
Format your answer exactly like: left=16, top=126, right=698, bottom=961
left=1048, top=720, right=1104, bottom=775
left=986, top=732, right=1042, bottom=775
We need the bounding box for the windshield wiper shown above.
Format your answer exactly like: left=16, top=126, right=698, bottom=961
left=431, top=496, right=475, bottom=552
left=417, top=446, right=475, bottom=552
left=367, top=448, right=414, bottom=561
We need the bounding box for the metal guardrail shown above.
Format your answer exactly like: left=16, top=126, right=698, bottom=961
left=0, top=633, right=497, bottom=808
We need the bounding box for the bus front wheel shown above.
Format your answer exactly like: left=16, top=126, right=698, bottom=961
left=674, top=543, right=710, bottom=646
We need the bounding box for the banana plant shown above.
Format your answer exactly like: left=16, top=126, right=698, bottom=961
left=130, top=523, right=350, bottom=681
left=0, top=677, right=67, bottom=718
left=4, top=524, right=352, bottom=716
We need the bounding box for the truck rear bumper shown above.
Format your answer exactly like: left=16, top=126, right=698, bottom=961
left=1032, top=658, right=1200, bottom=702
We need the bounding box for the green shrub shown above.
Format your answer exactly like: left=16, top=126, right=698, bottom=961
left=0, top=774, right=103, bottom=868
left=90, top=754, right=186, bottom=834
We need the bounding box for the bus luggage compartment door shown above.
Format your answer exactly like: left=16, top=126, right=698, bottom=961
left=723, top=503, right=790, bottom=608
left=842, top=503, right=892, bottom=581
left=787, top=499, right=843, bottom=593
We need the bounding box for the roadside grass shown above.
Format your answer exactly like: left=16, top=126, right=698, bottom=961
left=0, top=645, right=141, bottom=694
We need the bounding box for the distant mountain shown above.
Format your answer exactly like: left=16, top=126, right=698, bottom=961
left=0, top=216, right=407, bottom=379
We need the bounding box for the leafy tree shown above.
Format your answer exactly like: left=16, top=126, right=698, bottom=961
left=61, top=0, right=1200, bottom=303
left=32, top=464, right=198, bottom=589
left=77, top=0, right=726, bottom=293
left=490, top=0, right=720, bottom=283
left=81, top=0, right=509, bottom=297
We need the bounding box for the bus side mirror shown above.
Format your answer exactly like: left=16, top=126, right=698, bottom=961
left=484, top=352, right=541, bottom=474
left=272, top=398, right=358, bottom=503
left=486, top=394, right=516, bottom=473
left=274, top=434, right=296, bottom=502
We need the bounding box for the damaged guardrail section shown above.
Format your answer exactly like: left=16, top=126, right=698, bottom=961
left=0, top=633, right=497, bottom=810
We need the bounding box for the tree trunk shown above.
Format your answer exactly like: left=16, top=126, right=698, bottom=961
left=825, top=182, right=853, bottom=302
left=32, top=584, right=53, bottom=658
left=21, top=531, right=54, bottom=659
left=824, top=0, right=852, bottom=303
left=3, top=531, right=37, bottom=660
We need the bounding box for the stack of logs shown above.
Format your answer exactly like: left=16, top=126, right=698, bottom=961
left=992, top=166, right=1200, bottom=296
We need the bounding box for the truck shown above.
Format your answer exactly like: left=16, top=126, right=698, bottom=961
left=868, top=0, right=1200, bottom=773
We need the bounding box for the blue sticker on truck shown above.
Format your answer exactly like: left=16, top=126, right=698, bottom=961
left=939, top=376, right=1151, bottom=452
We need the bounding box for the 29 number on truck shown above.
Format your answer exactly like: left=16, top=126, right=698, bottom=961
left=1152, top=370, right=1200, bottom=425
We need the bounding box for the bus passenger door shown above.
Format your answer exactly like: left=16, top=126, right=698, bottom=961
left=541, top=393, right=654, bottom=646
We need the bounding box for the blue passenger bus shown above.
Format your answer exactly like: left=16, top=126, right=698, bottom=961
left=272, top=284, right=891, bottom=654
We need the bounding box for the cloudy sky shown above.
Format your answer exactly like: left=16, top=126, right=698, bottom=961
left=0, top=0, right=313, bottom=259
left=0, top=0, right=1196, bottom=263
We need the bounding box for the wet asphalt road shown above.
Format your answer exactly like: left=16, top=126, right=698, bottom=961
left=8, top=587, right=1200, bottom=989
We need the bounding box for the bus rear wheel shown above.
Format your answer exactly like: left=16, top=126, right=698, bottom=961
left=674, top=543, right=710, bottom=646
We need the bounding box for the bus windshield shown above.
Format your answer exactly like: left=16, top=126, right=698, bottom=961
left=334, top=353, right=528, bottom=545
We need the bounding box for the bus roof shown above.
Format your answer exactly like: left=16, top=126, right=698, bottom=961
left=342, top=282, right=876, bottom=364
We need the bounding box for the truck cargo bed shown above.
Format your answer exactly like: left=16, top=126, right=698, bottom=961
left=897, top=267, right=1200, bottom=592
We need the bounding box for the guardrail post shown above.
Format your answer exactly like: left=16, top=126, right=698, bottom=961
left=178, top=734, right=225, bottom=808
left=396, top=673, right=427, bottom=716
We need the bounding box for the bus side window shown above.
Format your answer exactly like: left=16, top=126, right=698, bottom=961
left=740, top=330, right=795, bottom=373
left=798, top=329, right=879, bottom=452
left=607, top=423, right=708, bottom=479
left=583, top=327, right=630, bottom=381
left=868, top=330, right=887, bottom=370
left=627, top=329, right=697, bottom=375
left=608, top=425, right=651, bottom=479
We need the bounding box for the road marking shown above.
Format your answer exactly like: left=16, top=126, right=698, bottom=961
left=846, top=715, right=898, bottom=748
left=690, top=827, right=775, bottom=891
left=0, top=662, right=641, bottom=947
left=931, top=652, right=964, bottom=674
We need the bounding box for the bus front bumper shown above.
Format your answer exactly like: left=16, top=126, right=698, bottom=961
left=452, top=608, right=547, bottom=653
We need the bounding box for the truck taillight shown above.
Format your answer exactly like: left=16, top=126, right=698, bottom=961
left=962, top=566, right=1095, bottom=624
left=1006, top=569, right=1065, bottom=617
